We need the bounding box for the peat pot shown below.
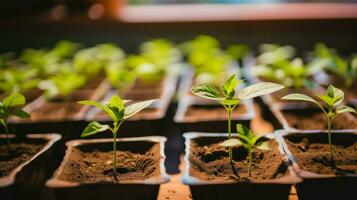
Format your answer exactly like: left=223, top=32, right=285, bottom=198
left=182, top=132, right=301, bottom=200
left=276, top=130, right=357, bottom=200
left=46, top=136, right=170, bottom=200
left=0, top=134, right=62, bottom=200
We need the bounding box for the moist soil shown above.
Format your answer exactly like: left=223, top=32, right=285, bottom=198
left=189, top=137, right=288, bottom=181
left=0, top=141, right=44, bottom=178
left=123, top=88, right=162, bottom=101
left=285, top=133, right=357, bottom=175
left=282, top=109, right=357, bottom=130
left=132, top=78, right=164, bottom=90
left=58, top=143, right=161, bottom=183
left=185, top=104, right=247, bottom=122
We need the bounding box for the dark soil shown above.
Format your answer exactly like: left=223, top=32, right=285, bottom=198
left=50, top=89, right=94, bottom=102
left=285, top=132, right=357, bottom=175
left=0, top=141, right=44, bottom=178
left=282, top=109, right=357, bottom=130
left=189, top=137, right=288, bottom=181
left=58, top=142, right=161, bottom=183
left=185, top=104, right=247, bottom=122
left=123, top=88, right=162, bottom=101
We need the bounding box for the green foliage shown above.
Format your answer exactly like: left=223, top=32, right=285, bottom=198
left=39, top=72, right=86, bottom=99
left=220, top=124, right=270, bottom=177
left=105, top=61, right=136, bottom=90
left=313, top=43, right=357, bottom=87
left=226, top=44, right=251, bottom=61
left=0, top=68, right=39, bottom=94
left=282, top=84, right=356, bottom=164
left=0, top=93, right=30, bottom=146
left=79, top=96, right=155, bottom=177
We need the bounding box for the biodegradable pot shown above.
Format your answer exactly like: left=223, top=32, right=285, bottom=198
left=0, top=134, right=61, bottom=200
left=46, top=136, right=170, bottom=200
left=182, top=132, right=301, bottom=200
left=271, top=106, right=357, bottom=133
left=276, top=130, right=357, bottom=200
left=85, top=74, right=178, bottom=136
left=8, top=79, right=110, bottom=139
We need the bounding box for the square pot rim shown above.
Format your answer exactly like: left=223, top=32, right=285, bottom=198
left=46, top=135, right=170, bottom=188
left=271, top=106, right=357, bottom=133
left=0, top=133, right=62, bottom=187
left=276, top=129, right=357, bottom=179
left=181, top=132, right=302, bottom=186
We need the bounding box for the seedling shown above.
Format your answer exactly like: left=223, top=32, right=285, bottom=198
left=220, top=124, right=270, bottom=177
left=282, top=84, right=356, bottom=164
left=0, top=68, right=39, bottom=94
left=191, top=74, right=284, bottom=163
left=39, top=72, right=86, bottom=118
left=0, top=93, right=30, bottom=148
left=79, top=96, right=155, bottom=178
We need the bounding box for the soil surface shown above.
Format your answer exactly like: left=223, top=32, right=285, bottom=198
left=282, top=109, right=357, bottom=130
left=185, top=104, right=248, bottom=122
left=58, top=142, right=161, bottom=183
left=0, top=141, right=44, bottom=178
left=285, top=133, right=357, bottom=175
left=30, top=102, right=83, bottom=121
left=189, top=137, right=288, bottom=181
left=123, top=88, right=162, bottom=101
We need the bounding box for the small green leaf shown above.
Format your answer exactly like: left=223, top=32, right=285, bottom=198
left=327, top=85, right=335, bottom=98
left=238, top=82, right=284, bottom=100
left=317, top=95, right=334, bottom=107
left=220, top=138, right=242, bottom=147
left=330, top=85, right=344, bottom=106
left=11, top=108, right=30, bottom=119
left=222, top=74, right=239, bottom=99
left=124, top=99, right=155, bottom=119
left=108, top=95, right=124, bottom=110
left=282, top=93, right=320, bottom=105
left=336, top=106, right=356, bottom=114
left=256, top=141, right=270, bottom=151
left=3, top=93, right=26, bottom=107
left=78, top=100, right=116, bottom=121
left=191, top=83, right=223, bottom=100
left=81, top=121, right=110, bottom=137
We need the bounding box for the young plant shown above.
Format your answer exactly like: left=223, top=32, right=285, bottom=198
left=39, top=72, right=86, bottom=118
left=191, top=74, right=284, bottom=163
left=0, top=68, right=39, bottom=94
left=282, top=84, right=356, bottom=163
left=220, top=124, right=270, bottom=177
left=78, top=96, right=155, bottom=178
left=0, top=93, right=30, bottom=148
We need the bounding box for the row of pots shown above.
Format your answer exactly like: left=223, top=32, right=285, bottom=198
left=2, top=129, right=355, bottom=200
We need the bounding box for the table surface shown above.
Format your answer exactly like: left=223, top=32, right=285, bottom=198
left=157, top=103, right=299, bottom=200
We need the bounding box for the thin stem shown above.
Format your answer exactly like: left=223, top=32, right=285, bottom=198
left=327, top=116, right=334, bottom=164
left=0, top=119, right=10, bottom=149
left=248, top=150, right=253, bottom=177
left=227, top=105, right=233, bottom=163
left=112, top=121, right=123, bottom=178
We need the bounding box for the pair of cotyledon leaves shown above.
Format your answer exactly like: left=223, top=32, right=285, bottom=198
left=191, top=74, right=285, bottom=106
left=79, top=96, right=155, bottom=137
left=0, top=93, right=30, bottom=122
left=282, top=84, right=356, bottom=115
left=220, top=124, right=270, bottom=152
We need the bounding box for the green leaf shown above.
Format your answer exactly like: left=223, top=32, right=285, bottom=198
left=327, top=85, right=335, bottom=98
left=282, top=93, right=320, bottom=105
left=327, top=85, right=345, bottom=106
left=220, top=138, right=242, bottom=147
left=3, top=93, right=26, bottom=107
left=78, top=100, right=116, bottom=121
left=336, top=106, right=356, bottom=114
left=106, top=95, right=125, bottom=121
left=238, top=82, right=284, bottom=100
left=108, top=95, right=124, bottom=110
left=256, top=141, right=270, bottom=151
left=124, top=99, right=155, bottom=119
left=11, top=108, right=30, bottom=119
left=81, top=121, right=110, bottom=137
left=191, top=83, right=223, bottom=100
left=317, top=95, right=334, bottom=107
left=222, top=74, right=239, bottom=99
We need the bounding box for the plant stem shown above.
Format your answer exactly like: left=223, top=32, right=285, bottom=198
left=112, top=121, right=123, bottom=178
left=227, top=105, right=233, bottom=163
left=327, top=116, right=334, bottom=164
left=0, top=119, right=10, bottom=150
left=248, top=150, right=252, bottom=177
